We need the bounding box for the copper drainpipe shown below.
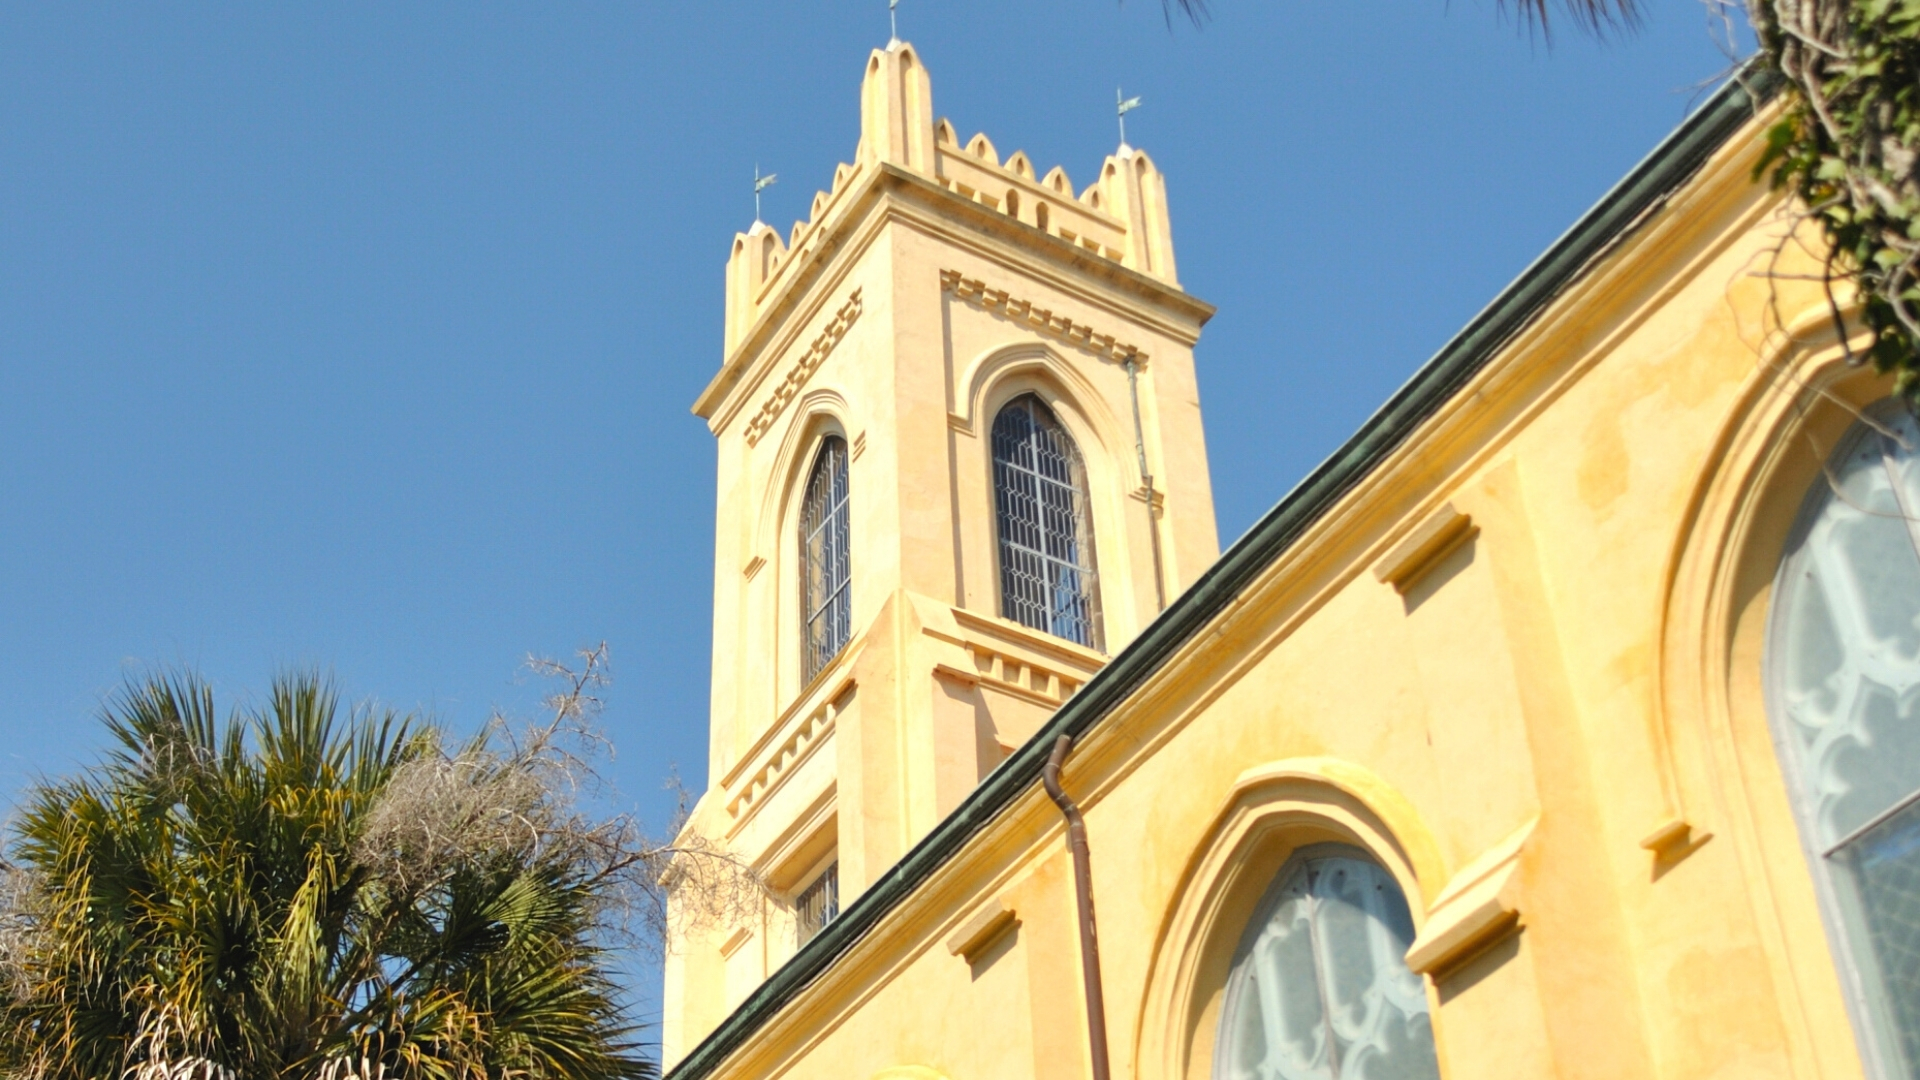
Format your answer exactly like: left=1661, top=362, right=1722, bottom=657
left=1043, top=733, right=1112, bottom=1080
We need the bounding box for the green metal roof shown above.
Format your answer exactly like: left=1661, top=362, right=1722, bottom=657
left=663, top=62, right=1782, bottom=1080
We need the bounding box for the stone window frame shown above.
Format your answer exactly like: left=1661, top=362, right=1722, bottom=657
left=1656, top=331, right=1904, bottom=1080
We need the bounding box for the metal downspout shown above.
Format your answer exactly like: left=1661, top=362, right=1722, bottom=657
left=1043, top=733, right=1112, bottom=1080
left=1125, top=357, right=1167, bottom=612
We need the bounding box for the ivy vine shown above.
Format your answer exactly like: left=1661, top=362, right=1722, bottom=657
left=1750, top=0, right=1920, bottom=401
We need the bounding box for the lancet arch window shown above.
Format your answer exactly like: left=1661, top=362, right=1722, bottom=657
left=1766, top=400, right=1920, bottom=1078
left=1212, top=845, right=1439, bottom=1080
left=990, top=394, right=1102, bottom=650
left=800, top=435, right=851, bottom=682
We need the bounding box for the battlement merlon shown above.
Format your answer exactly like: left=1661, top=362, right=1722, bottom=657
left=718, top=40, right=1182, bottom=358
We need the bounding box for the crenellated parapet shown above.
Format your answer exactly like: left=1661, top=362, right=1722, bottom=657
left=721, top=40, right=1182, bottom=356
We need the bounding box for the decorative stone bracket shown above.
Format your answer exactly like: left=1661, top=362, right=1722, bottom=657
left=947, top=899, right=1019, bottom=964
left=1403, top=817, right=1534, bottom=979
left=1638, top=816, right=1710, bottom=867
left=1374, top=503, right=1478, bottom=597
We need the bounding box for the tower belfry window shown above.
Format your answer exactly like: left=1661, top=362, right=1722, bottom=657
left=992, top=395, right=1102, bottom=650
left=801, top=436, right=852, bottom=682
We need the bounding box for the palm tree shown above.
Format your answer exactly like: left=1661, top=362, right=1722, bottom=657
left=0, top=670, right=655, bottom=1080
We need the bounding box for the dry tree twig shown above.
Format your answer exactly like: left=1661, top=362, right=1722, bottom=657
left=354, top=644, right=764, bottom=957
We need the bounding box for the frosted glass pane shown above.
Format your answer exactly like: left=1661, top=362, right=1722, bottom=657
left=1220, top=868, right=1332, bottom=1080
left=1823, top=682, right=1920, bottom=843
left=1779, top=557, right=1845, bottom=720
left=1879, top=411, right=1920, bottom=515
left=1822, top=464, right=1920, bottom=666
left=1311, top=860, right=1436, bottom=1080
left=1839, top=798, right=1920, bottom=1077
left=1776, top=413, right=1920, bottom=840
left=1839, top=413, right=1920, bottom=661
left=1215, top=853, right=1436, bottom=1080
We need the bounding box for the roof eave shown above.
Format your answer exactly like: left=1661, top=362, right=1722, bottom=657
left=664, top=59, right=1783, bottom=1080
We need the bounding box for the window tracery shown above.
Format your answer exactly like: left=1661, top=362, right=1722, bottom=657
left=1212, top=845, right=1439, bottom=1080
left=1767, top=400, right=1920, bottom=1077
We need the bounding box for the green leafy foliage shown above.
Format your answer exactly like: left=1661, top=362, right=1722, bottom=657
left=1752, top=0, right=1920, bottom=400
left=0, top=672, right=654, bottom=1080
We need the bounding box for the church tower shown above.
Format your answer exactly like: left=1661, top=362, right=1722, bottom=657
left=663, top=41, right=1218, bottom=1065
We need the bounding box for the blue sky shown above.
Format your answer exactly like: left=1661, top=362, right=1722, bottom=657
left=1, top=0, right=1742, bottom=1027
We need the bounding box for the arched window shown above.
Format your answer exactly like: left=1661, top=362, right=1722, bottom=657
left=1767, top=401, right=1920, bottom=1077
left=1213, top=846, right=1438, bottom=1080
left=801, top=435, right=851, bottom=682
left=991, top=394, right=1102, bottom=649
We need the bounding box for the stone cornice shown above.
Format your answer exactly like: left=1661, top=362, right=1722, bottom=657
left=692, top=163, right=1213, bottom=431
left=742, top=289, right=864, bottom=447
left=724, top=677, right=850, bottom=835
left=939, top=270, right=1149, bottom=366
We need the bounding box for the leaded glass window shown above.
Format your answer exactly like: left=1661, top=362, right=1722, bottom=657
left=801, top=436, right=851, bottom=682
left=1213, top=847, right=1439, bottom=1080
left=1767, top=401, right=1920, bottom=1078
left=991, top=395, right=1102, bottom=650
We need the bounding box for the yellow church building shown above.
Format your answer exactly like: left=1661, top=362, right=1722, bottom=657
left=660, top=41, right=1917, bottom=1080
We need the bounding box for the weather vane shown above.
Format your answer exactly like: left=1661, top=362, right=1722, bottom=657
left=1117, top=87, right=1142, bottom=147
left=889, top=0, right=900, bottom=45
left=753, top=164, right=778, bottom=224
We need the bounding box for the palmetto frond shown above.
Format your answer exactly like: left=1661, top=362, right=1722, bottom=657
left=1160, top=0, right=1643, bottom=38
left=0, top=671, right=654, bottom=1080
left=1502, top=0, right=1643, bottom=39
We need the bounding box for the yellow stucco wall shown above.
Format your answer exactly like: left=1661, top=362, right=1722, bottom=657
left=665, top=43, right=1879, bottom=1080
left=666, top=40, right=1222, bottom=1058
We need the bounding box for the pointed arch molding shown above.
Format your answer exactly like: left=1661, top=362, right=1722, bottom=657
left=950, top=342, right=1124, bottom=456
left=1132, top=758, right=1445, bottom=1080
left=1649, top=322, right=1886, bottom=1074
left=743, top=289, right=864, bottom=447
left=939, top=269, right=1148, bottom=366
left=755, top=392, right=852, bottom=565
left=1653, top=311, right=1874, bottom=856
left=1635, top=313, right=1889, bottom=1060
